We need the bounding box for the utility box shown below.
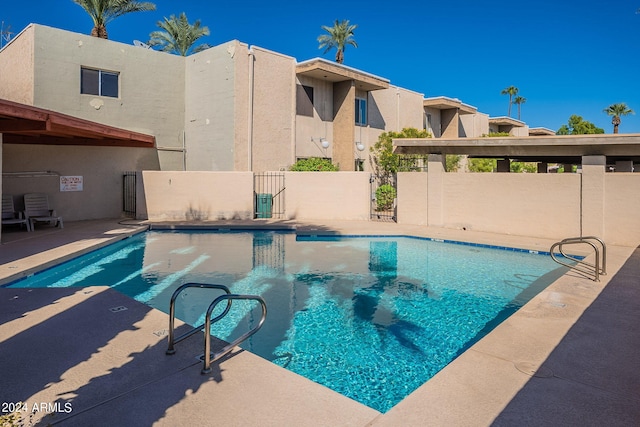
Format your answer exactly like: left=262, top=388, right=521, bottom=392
left=256, top=193, right=273, bottom=218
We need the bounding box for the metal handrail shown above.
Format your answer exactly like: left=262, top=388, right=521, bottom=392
left=165, top=282, right=267, bottom=375
left=550, top=236, right=606, bottom=281
left=166, top=283, right=232, bottom=355
left=202, top=294, right=267, bottom=374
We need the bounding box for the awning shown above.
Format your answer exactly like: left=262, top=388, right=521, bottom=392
left=0, top=98, right=155, bottom=148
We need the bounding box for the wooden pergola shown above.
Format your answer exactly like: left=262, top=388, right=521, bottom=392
left=0, top=99, right=155, bottom=148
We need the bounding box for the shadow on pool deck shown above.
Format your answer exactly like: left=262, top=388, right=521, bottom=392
left=1, top=219, right=639, bottom=426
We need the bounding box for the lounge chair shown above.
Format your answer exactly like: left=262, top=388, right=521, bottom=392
left=2, top=194, right=31, bottom=231
left=24, top=193, right=63, bottom=230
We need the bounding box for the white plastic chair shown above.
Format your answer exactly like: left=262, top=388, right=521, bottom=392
left=24, top=193, right=63, bottom=230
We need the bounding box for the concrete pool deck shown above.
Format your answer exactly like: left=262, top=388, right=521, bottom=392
left=0, top=219, right=638, bottom=426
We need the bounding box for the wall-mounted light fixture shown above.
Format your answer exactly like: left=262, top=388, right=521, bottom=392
left=355, top=142, right=365, bottom=152
left=311, top=137, right=330, bottom=156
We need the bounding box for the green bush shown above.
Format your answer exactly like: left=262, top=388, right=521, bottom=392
left=289, top=157, right=338, bottom=171
left=468, top=158, right=496, bottom=172
left=375, top=184, right=396, bottom=211
left=481, top=132, right=511, bottom=137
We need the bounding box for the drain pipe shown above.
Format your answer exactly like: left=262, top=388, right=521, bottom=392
left=248, top=46, right=255, bottom=171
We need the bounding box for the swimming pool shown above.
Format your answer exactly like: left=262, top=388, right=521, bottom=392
left=7, top=230, right=566, bottom=412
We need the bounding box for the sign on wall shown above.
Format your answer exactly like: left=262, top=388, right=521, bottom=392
left=60, top=176, right=83, bottom=192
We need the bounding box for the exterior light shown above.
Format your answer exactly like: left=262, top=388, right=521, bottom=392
left=321, top=138, right=330, bottom=149
left=356, top=142, right=365, bottom=151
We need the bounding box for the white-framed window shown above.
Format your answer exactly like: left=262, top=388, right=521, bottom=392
left=355, top=97, right=367, bottom=126
left=81, top=67, right=119, bottom=98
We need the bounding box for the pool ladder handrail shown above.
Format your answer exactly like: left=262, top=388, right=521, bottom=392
left=550, top=236, right=606, bottom=282
left=166, top=282, right=267, bottom=374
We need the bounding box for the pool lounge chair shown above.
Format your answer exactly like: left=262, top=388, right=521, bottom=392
left=2, top=194, right=31, bottom=231
left=24, top=193, right=63, bottom=230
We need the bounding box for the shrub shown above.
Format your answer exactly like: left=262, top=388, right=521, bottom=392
left=375, top=184, right=396, bottom=211
left=289, top=157, right=338, bottom=171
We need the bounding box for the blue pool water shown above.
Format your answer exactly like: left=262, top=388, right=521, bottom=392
left=7, top=230, right=566, bottom=412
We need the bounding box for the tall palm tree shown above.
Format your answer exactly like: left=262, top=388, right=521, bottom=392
left=513, top=96, right=526, bottom=120
left=500, top=86, right=519, bottom=117
left=317, top=19, right=358, bottom=64
left=72, top=0, right=156, bottom=39
left=603, top=103, right=634, bottom=134
left=148, top=13, right=210, bottom=56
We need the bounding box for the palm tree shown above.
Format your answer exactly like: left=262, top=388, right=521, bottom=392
left=149, top=13, right=210, bottom=56
left=72, top=0, right=156, bottom=39
left=513, top=96, right=526, bottom=120
left=317, top=19, right=358, bottom=64
left=500, top=86, right=519, bottom=117
left=603, top=103, right=635, bottom=134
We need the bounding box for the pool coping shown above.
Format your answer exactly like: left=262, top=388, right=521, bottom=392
left=1, top=219, right=638, bottom=425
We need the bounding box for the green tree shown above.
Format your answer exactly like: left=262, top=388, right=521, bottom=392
left=72, top=0, right=156, bottom=39
left=317, top=19, right=357, bottom=64
left=500, top=86, right=519, bottom=117
left=513, top=96, right=526, bottom=120
left=149, top=12, right=210, bottom=56
left=468, top=158, right=496, bottom=172
left=370, top=128, right=431, bottom=183
left=603, top=103, right=634, bottom=134
left=556, top=115, right=604, bottom=135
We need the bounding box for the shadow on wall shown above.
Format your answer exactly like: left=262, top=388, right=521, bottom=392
left=368, top=95, right=385, bottom=130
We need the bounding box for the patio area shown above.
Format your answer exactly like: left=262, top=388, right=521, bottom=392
left=1, top=219, right=639, bottom=426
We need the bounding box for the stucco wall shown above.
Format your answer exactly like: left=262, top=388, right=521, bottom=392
left=459, top=112, right=489, bottom=138
left=0, top=25, right=35, bottom=104
left=29, top=25, right=185, bottom=170
left=2, top=143, right=159, bottom=221
left=295, top=76, right=334, bottom=160
left=185, top=41, right=239, bottom=171
left=441, top=174, right=581, bottom=238
left=284, top=172, right=370, bottom=220
left=604, top=174, right=640, bottom=245
left=397, top=172, right=428, bottom=225
left=142, top=171, right=254, bottom=220
left=250, top=47, right=296, bottom=172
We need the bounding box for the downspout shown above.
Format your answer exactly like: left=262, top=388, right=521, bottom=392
left=247, top=46, right=255, bottom=171
left=396, top=88, right=400, bottom=131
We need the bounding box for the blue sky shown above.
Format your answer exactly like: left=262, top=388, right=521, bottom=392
left=2, top=0, right=639, bottom=133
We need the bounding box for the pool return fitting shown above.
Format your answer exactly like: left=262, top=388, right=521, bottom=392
left=166, top=282, right=267, bottom=374
left=550, top=236, right=606, bottom=282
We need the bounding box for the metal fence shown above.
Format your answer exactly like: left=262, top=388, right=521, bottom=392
left=370, top=173, right=397, bottom=222
left=398, top=155, right=429, bottom=172
left=253, top=172, right=285, bottom=219
left=122, top=171, right=136, bottom=218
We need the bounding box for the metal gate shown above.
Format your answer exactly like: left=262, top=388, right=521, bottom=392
left=123, top=171, right=136, bottom=218
left=254, top=172, right=285, bottom=219
left=370, top=173, right=397, bottom=222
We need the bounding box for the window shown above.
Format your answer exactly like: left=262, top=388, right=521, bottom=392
left=296, top=84, right=314, bottom=117
left=355, top=97, right=367, bottom=126
left=81, top=67, right=119, bottom=98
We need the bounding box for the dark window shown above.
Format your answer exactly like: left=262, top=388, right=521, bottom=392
left=355, top=97, right=367, bottom=126
left=81, top=67, right=119, bottom=98
left=296, top=84, right=314, bottom=117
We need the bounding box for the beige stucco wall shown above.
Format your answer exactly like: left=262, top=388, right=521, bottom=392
left=0, top=25, right=35, bottom=104
left=397, top=172, right=428, bottom=225
left=295, top=76, right=334, bottom=160
left=423, top=108, right=442, bottom=137
left=142, top=171, right=254, bottom=220
left=185, top=41, right=240, bottom=171
left=2, top=143, right=159, bottom=221
left=250, top=47, right=296, bottom=172
left=459, top=112, right=489, bottom=138
left=13, top=25, right=185, bottom=170
left=604, top=174, right=640, bottom=245
left=442, top=174, right=581, bottom=238
left=284, top=172, right=370, bottom=220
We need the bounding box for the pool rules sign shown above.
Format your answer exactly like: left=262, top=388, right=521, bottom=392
left=60, top=176, right=83, bottom=192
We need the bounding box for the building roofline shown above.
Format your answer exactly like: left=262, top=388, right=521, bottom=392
left=296, top=57, right=390, bottom=91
